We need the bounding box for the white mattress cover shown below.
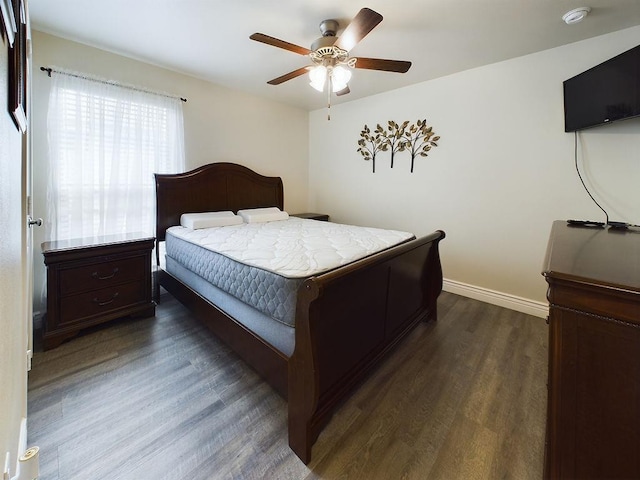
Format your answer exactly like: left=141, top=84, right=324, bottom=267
left=166, top=217, right=413, bottom=279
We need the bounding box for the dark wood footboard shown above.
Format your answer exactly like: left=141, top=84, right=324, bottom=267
left=288, top=230, right=445, bottom=463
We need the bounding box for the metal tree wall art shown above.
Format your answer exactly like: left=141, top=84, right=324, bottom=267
left=403, top=119, right=440, bottom=173
left=384, top=120, right=409, bottom=168
left=357, top=119, right=440, bottom=173
left=357, top=124, right=388, bottom=173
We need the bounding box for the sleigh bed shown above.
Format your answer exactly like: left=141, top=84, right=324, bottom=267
left=154, top=162, right=445, bottom=464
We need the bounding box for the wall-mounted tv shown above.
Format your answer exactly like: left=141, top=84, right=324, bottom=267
left=563, top=44, right=640, bottom=132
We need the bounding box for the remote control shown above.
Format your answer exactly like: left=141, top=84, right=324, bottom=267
left=608, top=221, right=629, bottom=229
left=567, top=219, right=605, bottom=227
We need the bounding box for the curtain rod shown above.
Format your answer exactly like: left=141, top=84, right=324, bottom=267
left=40, top=66, right=187, bottom=102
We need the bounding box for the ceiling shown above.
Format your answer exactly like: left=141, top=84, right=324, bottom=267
left=29, top=0, right=640, bottom=110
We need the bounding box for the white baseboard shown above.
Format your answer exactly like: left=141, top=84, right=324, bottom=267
left=443, top=278, right=548, bottom=319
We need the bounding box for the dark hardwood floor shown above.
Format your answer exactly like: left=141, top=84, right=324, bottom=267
left=28, top=291, right=547, bottom=479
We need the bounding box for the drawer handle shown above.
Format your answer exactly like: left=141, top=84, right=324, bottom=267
left=92, top=268, right=119, bottom=281
left=92, top=292, right=119, bottom=306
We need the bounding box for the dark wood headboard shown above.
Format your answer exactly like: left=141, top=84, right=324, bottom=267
left=154, top=162, right=284, bottom=243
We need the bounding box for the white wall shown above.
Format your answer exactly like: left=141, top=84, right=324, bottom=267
left=30, top=31, right=310, bottom=312
left=309, top=26, right=640, bottom=313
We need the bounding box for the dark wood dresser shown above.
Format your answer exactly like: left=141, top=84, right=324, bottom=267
left=42, top=233, right=156, bottom=350
left=542, top=220, right=640, bottom=479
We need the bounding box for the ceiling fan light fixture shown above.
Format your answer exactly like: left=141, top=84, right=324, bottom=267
left=562, top=7, right=591, bottom=25
left=309, top=65, right=352, bottom=93
left=331, top=66, right=352, bottom=92
left=250, top=8, right=411, bottom=119
left=309, top=65, right=327, bottom=92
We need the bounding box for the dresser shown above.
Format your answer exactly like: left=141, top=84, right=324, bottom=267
left=42, top=233, right=156, bottom=350
left=542, top=221, right=640, bottom=479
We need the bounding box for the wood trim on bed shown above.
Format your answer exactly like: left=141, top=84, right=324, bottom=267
left=154, top=162, right=445, bottom=464
left=157, top=268, right=289, bottom=397
left=288, top=230, right=444, bottom=462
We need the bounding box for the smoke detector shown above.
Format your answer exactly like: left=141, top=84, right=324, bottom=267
left=563, top=7, right=591, bottom=25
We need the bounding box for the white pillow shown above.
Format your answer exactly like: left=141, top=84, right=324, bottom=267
left=237, top=207, right=289, bottom=223
left=180, top=211, right=243, bottom=229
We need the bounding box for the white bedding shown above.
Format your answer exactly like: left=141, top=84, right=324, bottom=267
left=237, top=206, right=289, bottom=223
left=180, top=211, right=243, bottom=229
left=166, top=217, right=414, bottom=279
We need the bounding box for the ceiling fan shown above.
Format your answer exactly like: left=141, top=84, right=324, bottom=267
left=249, top=7, right=411, bottom=101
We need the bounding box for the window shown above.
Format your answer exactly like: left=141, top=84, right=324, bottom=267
left=46, top=71, right=185, bottom=241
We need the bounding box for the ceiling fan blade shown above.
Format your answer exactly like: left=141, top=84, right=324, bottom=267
left=267, top=66, right=311, bottom=85
left=335, top=85, right=350, bottom=96
left=354, top=57, right=412, bottom=73
left=250, top=33, right=311, bottom=56
left=333, top=8, right=383, bottom=52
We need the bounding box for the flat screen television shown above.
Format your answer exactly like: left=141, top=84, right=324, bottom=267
left=563, top=44, right=640, bottom=132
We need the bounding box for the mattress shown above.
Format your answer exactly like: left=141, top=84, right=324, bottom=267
left=166, top=256, right=296, bottom=356
left=165, top=217, right=414, bottom=329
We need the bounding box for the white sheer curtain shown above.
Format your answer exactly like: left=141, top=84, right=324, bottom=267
left=46, top=71, right=185, bottom=241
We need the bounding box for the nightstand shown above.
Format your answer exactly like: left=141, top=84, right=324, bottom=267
left=291, top=213, right=330, bottom=221
left=41, top=233, right=156, bottom=350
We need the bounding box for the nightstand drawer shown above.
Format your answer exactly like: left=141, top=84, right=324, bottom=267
left=58, top=281, right=146, bottom=326
left=59, top=256, right=145, bottom=295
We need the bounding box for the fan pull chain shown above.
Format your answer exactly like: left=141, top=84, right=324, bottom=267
left=327, top=75, right=332, bottom=121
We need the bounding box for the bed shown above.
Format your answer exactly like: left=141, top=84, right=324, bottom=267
left=154, top=162, right=445, bottom=464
